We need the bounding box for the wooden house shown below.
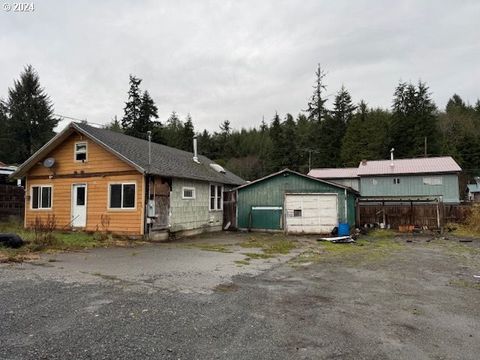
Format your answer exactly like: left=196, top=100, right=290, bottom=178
left=11, top=122, right=245, bottom=238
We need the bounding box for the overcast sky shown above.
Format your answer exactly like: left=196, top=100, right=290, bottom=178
left=1, top=0, right=479, bottom=132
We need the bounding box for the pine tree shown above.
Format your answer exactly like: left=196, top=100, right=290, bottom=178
left=391, top=81, right=438, bottom=157
left=104, top=115, right=123, bottom=133
left=0, top=101, right=9, bottom=162
left=341, top=104, right=391, bottom=166
left=121, top=75, right=143, bottom=136
left=306, top=64, right=328, bottom=122
left=332, top=85, right=356, bottom=124
left=162, top=111, right=184, bottom=149
left=4, top=65, right=59, bottom=164
left=180, top=114, right=195, bottom=152
left=137, top=90, right=158, bottom=134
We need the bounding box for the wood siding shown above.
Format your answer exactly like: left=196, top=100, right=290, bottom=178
left=25, top=132, right=145, bottom=235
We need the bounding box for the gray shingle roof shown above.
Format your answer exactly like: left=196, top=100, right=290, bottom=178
left=74, top=123, right=245, bottom=186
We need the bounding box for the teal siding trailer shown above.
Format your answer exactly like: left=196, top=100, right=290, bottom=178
left=236, top=169, right=357, bottom=232
left=360, top=174, right=460, bottom=203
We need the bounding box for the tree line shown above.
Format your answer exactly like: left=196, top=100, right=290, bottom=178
left=1, top=65, right=480, bottom=184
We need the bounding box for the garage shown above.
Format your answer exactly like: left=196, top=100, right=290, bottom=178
left=232, top=169, right=358, bottom=234
left=285, top=193, right=338, bottom=234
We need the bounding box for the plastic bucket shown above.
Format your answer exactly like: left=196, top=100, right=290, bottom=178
left=338, top=223, right=350, bottom=236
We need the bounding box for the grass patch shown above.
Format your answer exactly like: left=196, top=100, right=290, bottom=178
left=368, top=229, right=396, bottom=239
left=240, top=233, right=297, bottom=255
left=291, top=236, right=405, bottom=266
left=234, top=259, right=250, bottom=266
left=214, top=283, right=240, bottom=293
left=0, top=219, right=133, bottom=262
left=242, top=252, right=274, bottom=259
left=183, top=243, right=232, bottom=253
left=449, top=279, right=480, bottom=291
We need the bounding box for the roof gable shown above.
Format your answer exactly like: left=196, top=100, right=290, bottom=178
left=12, top=122, right=245, bottom=186
left=234, top=169, right=358, bottom=193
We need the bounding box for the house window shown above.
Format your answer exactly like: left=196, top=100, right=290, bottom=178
left=393, top=178, right=401, bottom=185
left=75, top=142, right=87, bottom=162
left=423, top=177, right=442, bottom=185
left=209, top=184, right=223, bottom=211
left=31, top=185, right=52, bottom=209
left=109, top=183, right=136, bottom=209
left=293, top=209, right=302, bottom=217
left=182, top=187, right=196, bottom=199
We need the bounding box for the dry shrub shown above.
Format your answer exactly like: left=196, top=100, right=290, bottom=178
left=31, top=214, right=57, bottom=248
left=464, top=204, right=480, bottom=233
left=94, top=214, right=112, bottom=241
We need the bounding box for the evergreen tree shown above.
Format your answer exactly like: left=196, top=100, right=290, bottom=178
left=269, top=112, right=284, bottom=171
left=306, top=64, right=328, bottom=122
left=390, top=81, right=438, bottom=157
left=341, top=104, right=391, bottom=166
left=121, top=75, right=143, bottom=136
left=180, top=114, right=195, bottom=152
left=4, top=65, right=59, bottom=164
left=282, top=113, right=298, bottom=170
left=162, top=111, right=184, bottom=149
left=137, top=90, right=158, bottom=134
left=104, top=115, right=123, bottom=133
left=0, top=101, right=9, bottom=162
left=332, top=85, right=356, bottom=124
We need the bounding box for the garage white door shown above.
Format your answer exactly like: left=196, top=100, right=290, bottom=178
left=285, top=194, right=338, bottom=234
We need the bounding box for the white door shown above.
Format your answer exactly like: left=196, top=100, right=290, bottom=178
left=285, top=194, right=338, bottom=234
left=72, top=184, right=87, bottom=227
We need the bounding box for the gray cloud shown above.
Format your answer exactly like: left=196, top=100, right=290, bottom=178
left=1, top=0, right=479, bottom=132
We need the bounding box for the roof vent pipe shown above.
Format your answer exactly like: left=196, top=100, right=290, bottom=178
left=193, top=136, right=199, bottom=163
left=390, top=148, right=395, bottom=167
left=147, top=130, right=152, bottom=170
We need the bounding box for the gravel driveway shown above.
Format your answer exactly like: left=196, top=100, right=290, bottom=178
left=0, top=232, right=479, bottom=359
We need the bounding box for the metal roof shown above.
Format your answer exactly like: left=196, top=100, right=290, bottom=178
left=12, top=122, right=246, bottom=186
left=308, top=167, right=358, bottom=179
left=357, top=156, right=461, bottom=176
left=467, top=184, right=480, bottom=193
left=233, top=168, right=359, bottom=194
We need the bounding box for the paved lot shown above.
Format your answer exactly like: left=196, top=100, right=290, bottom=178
left=0, top=232, right=479, bottom=359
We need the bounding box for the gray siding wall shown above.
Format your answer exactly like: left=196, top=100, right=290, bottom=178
left=360, top=174, right=460, bottom=203
left=169, top=178, right=223, bottom=232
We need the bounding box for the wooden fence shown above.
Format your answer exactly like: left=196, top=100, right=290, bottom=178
left=358, top=203, right=471, bottom=229
left=0, top=185, right=24, bottom=220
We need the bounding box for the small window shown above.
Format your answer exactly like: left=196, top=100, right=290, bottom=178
left=209, top=184, right=223, bottom=210
left=109, top=183, right=136, bottom=209
left=31, top=185, right=52, bottom=209
left=393, top=178, right=401, bottom=185
left=76, top=187, right=86, bottom=206
left=75, top=142, right=87, bottom=162
left=293, top=209, right=302, bottom=217
left=182, top=187, right=196, bottom=199
left=423, top=177, right=442, bottom=185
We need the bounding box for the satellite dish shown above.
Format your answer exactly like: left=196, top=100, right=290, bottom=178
left=43, top=157, right=56, bottom=168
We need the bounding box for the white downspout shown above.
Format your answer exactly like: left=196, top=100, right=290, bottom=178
left=344, top=188, right=348, bottom=223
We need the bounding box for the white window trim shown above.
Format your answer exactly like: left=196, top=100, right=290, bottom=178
left=182, top=186, right=196, bottom=199
left=393, top=177, right=401, bottom=185
left=209, top=184, right=223, bottom=211
left=74, top=141, right=88, bottom=162
left=30, top=184, right=53, bottom=210
left=107, top=182, right=137, bottom=210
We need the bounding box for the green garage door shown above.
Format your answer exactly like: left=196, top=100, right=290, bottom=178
left=250, top=206, right=283, bottom=230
